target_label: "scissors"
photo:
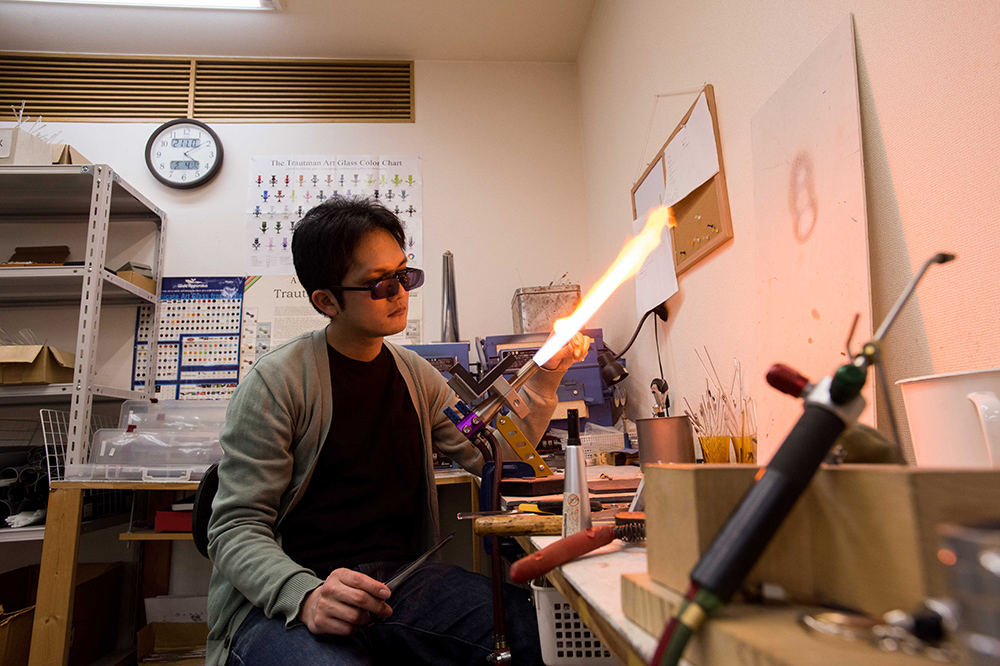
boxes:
[385,531,455,591]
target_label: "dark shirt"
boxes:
[280,343,423,579]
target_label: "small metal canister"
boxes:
[511,284,580,334]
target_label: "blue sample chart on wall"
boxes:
[131,277,244,399]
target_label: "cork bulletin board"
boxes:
[631,84,733,276]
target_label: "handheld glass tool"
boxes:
[653,252,955,666]
[385,531,455,591]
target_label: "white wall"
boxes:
[26,60,590,350]
[577,1,1000,460]
[1,57,589,589]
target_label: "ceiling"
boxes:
[0,0,596,62]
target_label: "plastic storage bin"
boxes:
[531,580,618,665]
[64,428,223,481]
[118,399,229,431]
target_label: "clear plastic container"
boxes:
[118,399,229,431]
[64,428,223,482]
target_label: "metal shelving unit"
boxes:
[0,511,131,544]
[0,266,158,306]
[0,164,166,466]
[0,383,145,405]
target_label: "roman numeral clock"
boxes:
[145,118,224,189]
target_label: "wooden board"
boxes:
[643,464,1000,616]
[499,474,641,497]
[120,531,194,541]
[752,15,874,459]
[621,572,944,666]
[643,464,814,602]
[28,487,84,666]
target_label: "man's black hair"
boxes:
[292,196,406,314]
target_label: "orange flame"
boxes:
[533,205,676,366]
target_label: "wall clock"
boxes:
[145,118,223,189]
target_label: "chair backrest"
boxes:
[192,462,220,559]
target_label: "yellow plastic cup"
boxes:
[732,435,758,464]
[699,436,731,464]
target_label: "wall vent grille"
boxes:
[0,52,414,123]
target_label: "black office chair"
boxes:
[192,461,220,559]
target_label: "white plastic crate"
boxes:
[560,432,627,462]
[531,580,619,665]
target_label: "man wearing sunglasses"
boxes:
[207,196,590,666]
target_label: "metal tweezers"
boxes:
[385,530,455,591]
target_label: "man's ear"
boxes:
[311,289,341,318]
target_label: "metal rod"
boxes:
[482,429,510,661]
[873,253,954,343]
[874,352,905,459]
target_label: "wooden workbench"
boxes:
[518,535,949,666]
[30,470,481,666]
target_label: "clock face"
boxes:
[145,119,223,189]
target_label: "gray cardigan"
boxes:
[206,328,563,666]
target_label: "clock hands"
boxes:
[183,142,210,161]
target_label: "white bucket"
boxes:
[897,369,1000,468]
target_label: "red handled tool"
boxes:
[509,514,645,583]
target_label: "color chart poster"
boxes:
[245,154,423,272]
[131,277,244,400]
[245,155,424,342]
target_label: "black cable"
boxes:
[613,307,658,361]
[653,317,665,382]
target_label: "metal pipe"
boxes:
[874,253,954,343]
[473,360,541,426]
[441,251,460,343]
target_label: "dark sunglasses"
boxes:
[330,267,424,300]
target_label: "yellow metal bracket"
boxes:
[495,414,553,477]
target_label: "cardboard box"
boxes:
[137,622,207,666]
[0,563,39,666]
[0,607,34,666]
[116,270,157,295]
[154,510,192,532]
[116,261,153,278]
[50,143,91,165]
[644,464,1000,616]
[0,129,50,166]
[1,246,70,267]
[70,563,123,666]
[0,345,75,385]
[0,563,121,666]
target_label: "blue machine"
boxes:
[402,342,470,379]
[477,328,617,427]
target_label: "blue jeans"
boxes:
[227,562,543,666]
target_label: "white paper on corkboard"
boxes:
[753,15,874,461]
